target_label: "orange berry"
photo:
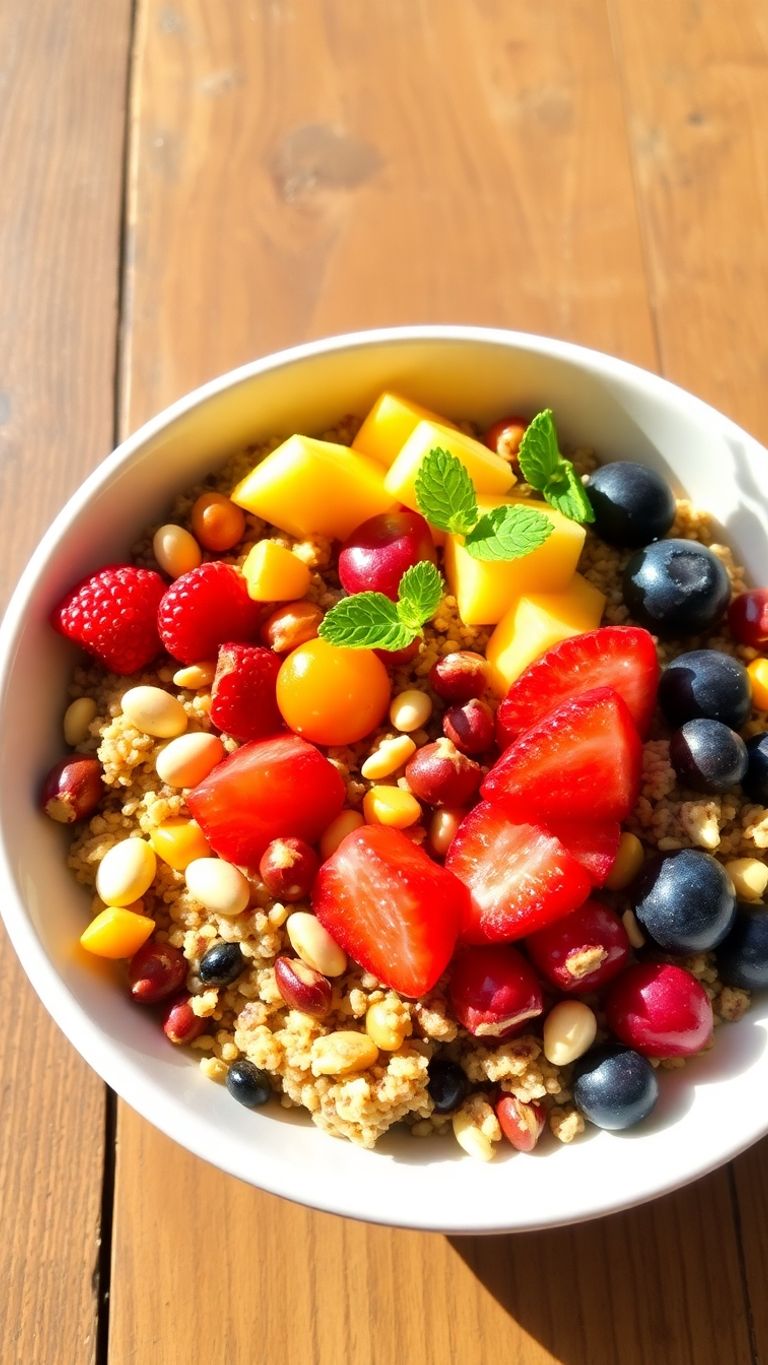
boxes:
[190,492,246,552]
[276,638,391,746]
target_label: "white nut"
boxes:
[361,734,417,780]
[428,807,463,857]
[185,857,251,916]
[622,908,646,950]
[153,523,202,579]
[543,1000,597,1066]
[310,1031,379,1076]
[156,731,225,787]
[172,661,216,690]
[286,911,347,977]
[389,689,433,733]
[96,838,157,907]
[122,685,188,739]
[63,697,97,746]
[451,1109,495,1161]
[725,857,768,902]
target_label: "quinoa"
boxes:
[63,421,762,1155]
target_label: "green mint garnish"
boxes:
[518,409,595,524]
[414,446,478,535]
[318,561,445,650]
[415,445,553,561]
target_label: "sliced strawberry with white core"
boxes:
[546,819,621,886]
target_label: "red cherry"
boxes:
[525,899,630,995]
[338,510,436,601]
[374,637,422,668]
[484,415,527,461]
[605,962,713,1057]
[448,944,543,1039]
[728,590,768,648]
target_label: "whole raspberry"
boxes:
[158,561,263,664]
[51,564,165,675]
[210,642,283,741]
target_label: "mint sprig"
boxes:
[415,447,553,562]
[518,409,595,524]
[318,562,445,650]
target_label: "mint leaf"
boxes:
[464,505,554,562]
[543,462,595,524]
[318,593,412,650]
[518,409,561,491]
[414,447,478,535]
[397,561,444,631]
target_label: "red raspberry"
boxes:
[210,642,283,741]
[51,563,165,675]
[157,562,262,664]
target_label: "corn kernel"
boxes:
[363,785,422,829]
[365,999,411,1051]
[360,734,417,780]
[748,658,768,712]
[320,809,365,859]
[604,832,645,891]
[725,857,768,902]
[149,819,210,871]
[80,906,155,959]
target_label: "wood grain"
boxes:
[0,0,133,1359]
[108,3,756,1364]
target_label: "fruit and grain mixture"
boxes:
[43,393,768,1159]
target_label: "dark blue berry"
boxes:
[717,904,768,990]
[669,718,748,793]
[631,848,736,953]
[659,649,751,729]
[427,1058,469,1114]
[226,1059,272,1108]
[572,1046,658,1131]
[199,941,246,986]
[742,733,768,803]
[623,539,731,638]
[585,462,676,548]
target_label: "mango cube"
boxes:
[486,575,606,695]
[80,906,155,959]
[384,421,514,516]
[242,540,311,602]
[230,436,396,541]
[445,496,586,626]
[352,392,457,467]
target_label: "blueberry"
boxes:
[717,904,768,990]
[631,848,736,953]
[199,941,246,986]
[427,1058,469,1114]
[742,733,768,803]
[623,539,731,638]
[572,1045,658,1131]
[659,649,751,729]
[669,718,748,793]
[226,1059,272,1109]
[585,462,676,548]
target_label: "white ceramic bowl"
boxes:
[2,326,767,1234]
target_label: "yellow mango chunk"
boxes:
[149,818,211,871]
[230,436,397,541]
[80,906,155,960]
[486,575,606,695]
[384,421,515,516]
[445,496,586,626]
[242,540,312,602]
[352,392,457,467]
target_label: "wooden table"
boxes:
[3,2,768,1361]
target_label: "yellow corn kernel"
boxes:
[748,658,768,712]
[363,785,421,829]
[149,818,211,871]
[365,999,412,1051]
[604,832,645,891]
[319,809,366,859]
[242,540,312,602]
[80,906,155,959]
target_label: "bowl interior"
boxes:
[2,327,767,1232]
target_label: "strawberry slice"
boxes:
[312,826,465,997]
[546,820,621,887]
[496,626,659,747]
[445,802,592,944]
[482,687,643,825]
[187,733,345,870]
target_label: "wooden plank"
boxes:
[110,2,754,1363]
[608,0,768,1356]
[0,0,133,1360]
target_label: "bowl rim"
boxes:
[2,322,767,1233]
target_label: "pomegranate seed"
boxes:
[128,939,187,1004]
[728,589,768,648]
